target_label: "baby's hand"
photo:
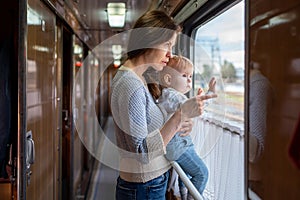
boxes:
[197,88,203,96]
[208,77,216,93]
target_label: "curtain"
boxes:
[169,117,245,200]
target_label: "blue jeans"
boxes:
[116,171,169,200]
[176,146,208,195]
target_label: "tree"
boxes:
[202,64,213,78]
[221,60,236,82]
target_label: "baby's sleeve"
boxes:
[158,88,186,113]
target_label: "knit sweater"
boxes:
[249,71,272,162]
[249,70,273,181]
[110,67,171,182]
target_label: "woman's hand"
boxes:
[179,118,193,136]
[180,92,217,119]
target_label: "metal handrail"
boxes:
[170,161,204,200]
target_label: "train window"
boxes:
[192,1,245,132]
[188,1,246,199]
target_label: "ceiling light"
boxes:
[107,3,126,28]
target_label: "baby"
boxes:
[145,55,216,200]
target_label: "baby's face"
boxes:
[170,66,193,94]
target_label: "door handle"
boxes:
[26,130,35,170]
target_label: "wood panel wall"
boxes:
[26,0,60,199]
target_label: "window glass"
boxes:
[193,1,245,132]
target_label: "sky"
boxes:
[194,1,245,71]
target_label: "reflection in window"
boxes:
[193,1,244,131]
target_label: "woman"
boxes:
[110,10,214,200]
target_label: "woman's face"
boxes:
[145,33,177,71]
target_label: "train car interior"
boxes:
[0,0,300,199]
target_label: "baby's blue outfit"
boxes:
[157,88,194,160]
[157,88,208,195]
